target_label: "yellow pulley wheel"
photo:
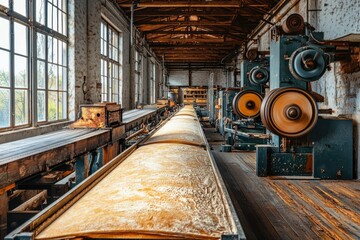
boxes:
[232,90,263,118]
[261,87,318,138]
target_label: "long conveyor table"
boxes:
[0,108,163,190]
[122,109,157,131]
[0,129,110,190]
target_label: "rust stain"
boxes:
[340,47,360,73]
[305,155,313,173]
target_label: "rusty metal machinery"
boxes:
[6,106,245,240]
[260,87,318,138]
[221,52,269,151]
[256,14,353,179]
[233,90,263,119]
[281,13,305,35]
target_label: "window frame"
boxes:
[149,60,156,104]
[100,19,123,104]
[34,0,69,125]
[0,0,69,132]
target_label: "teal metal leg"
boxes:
[256,145,272,176]
[89,149,104,175]
[75,155,86,185]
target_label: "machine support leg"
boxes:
[75,155,87,185]
[256,145,272,177]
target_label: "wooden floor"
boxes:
[204,127,360,240]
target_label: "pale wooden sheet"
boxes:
[175,106,197,117]
[145,118,205,146]
[36,143,234,239]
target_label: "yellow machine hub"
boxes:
[233,90,263,118]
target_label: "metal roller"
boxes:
[289,46,328,82]
[261,87,318,138]
[282,13,305,34]
[249,66,270,85]
[232,90,263,118]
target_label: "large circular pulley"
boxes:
[249,66,270,85]
[232,90,263,118]
[260,87,318,138]
[282,13,305,34]
[289,46,328,82]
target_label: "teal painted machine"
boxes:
[224,54,269,150]
[218,88,240,136]
[256,14,353,179]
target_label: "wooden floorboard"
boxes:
[203,127,360,240]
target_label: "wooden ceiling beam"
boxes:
[149,43,239,47]
[137,21,232,26]
[144,30,231,34]
[164,55,224,58]
[119,1,242,8]
[149,38,241,43]
[149,38,223,43]
[131,10,237,16]
[153,49,230,53]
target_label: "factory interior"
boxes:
[0,0,359,239]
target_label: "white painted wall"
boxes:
[168,69,227,87]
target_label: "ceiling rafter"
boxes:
[119,1,243,8]
[116,0,280,67]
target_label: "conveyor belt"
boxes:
[6,106,244,239]
[122,109,158,131]
[1,109,157,166]
[0,129,105,165]
[122,109,157,124]
[0,129,111,189]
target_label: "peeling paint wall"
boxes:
[248,0,360,178]
[317,0,360,39]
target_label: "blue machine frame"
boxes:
[222,56,269,151]
[256,31,353,179]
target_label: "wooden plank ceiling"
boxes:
[116,0,280,69]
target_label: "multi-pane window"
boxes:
[100,20,123,104]
[149,61,156,104]
[0,8,30,128]
[0,0,68,131]
[36,0,68,123]
[134,50,142,106]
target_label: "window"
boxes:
[36,0,68,122]
[0,0,68,130]
[134,50,142,106]
[100,20,123,104]
[149,61,156,104]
